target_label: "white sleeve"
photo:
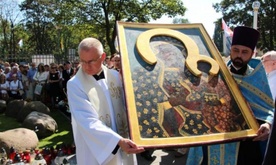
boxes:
[67,78,122,164]
[19,81,23,89]
[42,72,48,81]
[33,72,38,81]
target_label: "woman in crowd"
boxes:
[33,63,48,101]
[6,66,20,82]
[47,63,61,108]
[9,74,23,100]
[58,64,66,100]
[112,53,123,80]
[4,67,11,79]
[0,74,9,101]
[58,64,64,86]
[107,54,115,69]
[113,53,122,71]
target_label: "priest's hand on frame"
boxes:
[118,138,145,154]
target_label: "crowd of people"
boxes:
[0,53,122,107]
[0,61,67,106]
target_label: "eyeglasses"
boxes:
[80,55,102,66]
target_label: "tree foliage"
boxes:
[173,17,189,24]
[213,0,276,51]
[20,0,54,54]
[0,0,186,59]
[0,0,22,56]
[77,0,186,54]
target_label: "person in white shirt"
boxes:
[33,63,48,85]
[262,50,276,101]
[6,66,19,82]
[33,63,48,101]
[67,37,144,165]
[4,67,11,80]
[9,74,23,100]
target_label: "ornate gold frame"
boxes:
[116,22,259,148]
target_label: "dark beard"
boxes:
[231,57,246,68]
[230,64,247,75]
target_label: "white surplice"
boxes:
[268,70,276,101]
[67,65,136,165]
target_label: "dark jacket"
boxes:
[62,68,74,90]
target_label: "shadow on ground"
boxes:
[137,149,188,165]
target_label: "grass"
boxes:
[0,110,74,150]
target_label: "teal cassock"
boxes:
[186,58,275,165]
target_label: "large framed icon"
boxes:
[116,22,259,148]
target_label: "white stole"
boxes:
[76,65,135,165]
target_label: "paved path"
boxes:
[66,149,188,165]
[137,149,188,165]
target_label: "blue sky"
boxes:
[150,0,222,37]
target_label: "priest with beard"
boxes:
[186,26,274,165]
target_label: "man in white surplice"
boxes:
[67,37,144,165]
[262,50,276,101]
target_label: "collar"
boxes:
[95,69,103,76]
[93,70,105,81]
[230,63,248,75]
